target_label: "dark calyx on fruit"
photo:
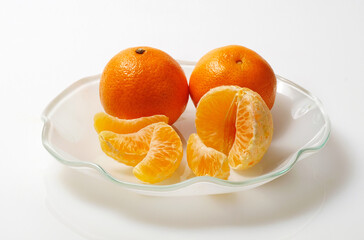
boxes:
[135,48,146,54]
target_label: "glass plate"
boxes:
[41,61,330,196]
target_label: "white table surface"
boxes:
[1,0,363,239]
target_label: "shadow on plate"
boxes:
[46,128,351,230]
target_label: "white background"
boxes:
[1,0,364,239]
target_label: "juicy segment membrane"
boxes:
[98,122,183,184]
[228,88,273,169]
[195,86,273,171]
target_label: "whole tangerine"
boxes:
[100,46,189,124]
[189,45,276,109]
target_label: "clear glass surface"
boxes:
[41,61,330,196]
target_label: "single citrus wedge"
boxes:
[133,123,183,184]
[99,122,183,183]
[195,85,241,155]
[99,124,154,167]
[195,86,273,170]
[229,88,273,169]
[94,112,168,134]
[187,133,229,180]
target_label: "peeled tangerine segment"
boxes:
[187,133,230,180]
[195,86,273,170]
[195,86,241,154]
[99,124,154,167]
[228,88,273,170]
[98,122,183,184]
[94,112,169,134]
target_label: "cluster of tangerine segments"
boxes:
[94,113,182,184]
[94,45,275,183]
[94,86,273,183]
[186,86,273,179]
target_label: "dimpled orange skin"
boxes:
[100,47,189,124]
[189,45,276,109]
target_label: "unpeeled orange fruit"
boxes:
[100,46,189,124]
[187,133,230,180]
[195,86,273,170]
[98,122,183,183]
[94,112,168,134]
[189,45,276,109]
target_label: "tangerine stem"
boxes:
[135,48,146,54]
